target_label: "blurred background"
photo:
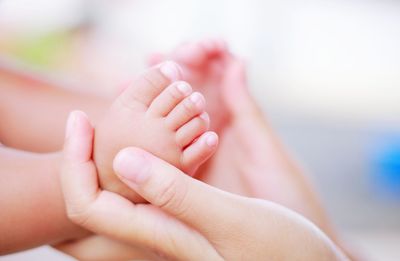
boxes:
[0,0,399,260]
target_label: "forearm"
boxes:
[0,147,88,255]
[0,68,110,152]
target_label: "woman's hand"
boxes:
[61,111,220,260]
[54,235,163,261]
[60,111,347,260]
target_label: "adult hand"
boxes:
[151,41,333,234]
[60,111,347,261]
[162,48,358,259]
[60,111,219,260]
[54,235,162,261]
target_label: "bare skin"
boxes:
[93,61,218,202]
[155,43,356,258]
[0,60,218,203]
[148,39,230,133]
[0,64,109,152]
[156,42,336,235]
[0,40,356,258]
[0,61,218,253]
[58,111,348,260]
[57,46,357,260]
[0,148,88,254]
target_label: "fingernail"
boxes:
[65,112,76,139]
[114,149,151,184]
[176,82,192,95]
[160,61,181,81]
[205,133,218,147]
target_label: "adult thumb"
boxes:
[113,147,237,236]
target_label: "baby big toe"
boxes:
[147,81,192,117]
[117,61,182,108]
[175,112,210,148]
[165,92,205,130]
[181,131,218,174]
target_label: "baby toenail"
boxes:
[160,61,181,81]
[177,82,192,95]
[205,133,218,147]
[200,112,209,121]
[189,92,202,104]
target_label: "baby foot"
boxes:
[94,61,218,202]
[148,39,230,132]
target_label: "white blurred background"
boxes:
[0,0,399,260]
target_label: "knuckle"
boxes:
[65,200,92,227]
[162,228,182,258]
[156,177,190,218]
[150,221,179,260]
[156,178,179,208]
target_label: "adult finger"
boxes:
[113,147,244,238]
[61,110,99,221]
[60,114,220,260]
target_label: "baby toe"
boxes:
[147,81,192,117]
[175,112,210,148]
[165,92,205,130]
[181,131,218,174]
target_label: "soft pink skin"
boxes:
[0,149,89,255]
[149,40,358,259]
[93,62,218,203]
[58,111,348,261]
[0,39,358,259]
[148,39,230,133]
